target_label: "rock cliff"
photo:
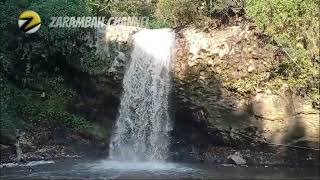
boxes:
[95,25,319,165]
[172,25,319,149]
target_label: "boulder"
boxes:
[227,152,246,165]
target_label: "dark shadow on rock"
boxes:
[168,31,320,166]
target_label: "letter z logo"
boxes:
[18,10,41,34]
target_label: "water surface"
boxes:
[1,159,319,179]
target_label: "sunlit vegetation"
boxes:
[246,0,319,102]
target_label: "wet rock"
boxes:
[227,152,246,165]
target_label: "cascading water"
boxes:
[109,29,175,161]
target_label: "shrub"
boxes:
[108,0,155,17]
[0,0,93,84]
[155,0,200,27]
[204,0,245,17]
[0,77,24,144]
[2,76,92,130]
[246,0,320,101]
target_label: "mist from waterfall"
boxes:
[109,29,175,161]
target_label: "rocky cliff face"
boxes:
[92,25,319,164]
[172,25,319,150]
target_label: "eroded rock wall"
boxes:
[94,24,319,151]
[172,25,319,150]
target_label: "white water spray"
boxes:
[109,29,175,161]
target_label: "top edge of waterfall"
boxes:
[132,29,175,60]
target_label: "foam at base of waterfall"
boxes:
[80,160,193,172]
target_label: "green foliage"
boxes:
[90,0,160,28]
[90,0,156,17]
[224,74,266,94]
[203,0,244,17]
[0,1,113,136]
[80,51,110,75]
[0,0,93,81]
[80,41,122,75]
[148,18,172,29]
[2,76,92,130]
[0,0,94,130]
[155,0,200,27]
[246,0,320,100]
[0,77,24,143]
[29,0,92,38]
[246,0,319,58]
[108,0,155,17]
[154,0,245,28]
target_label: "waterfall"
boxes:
[109,29,175,161]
